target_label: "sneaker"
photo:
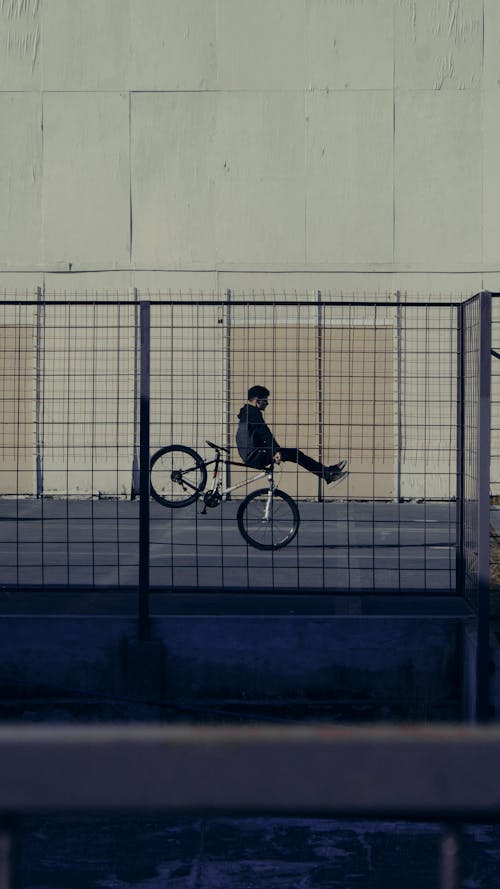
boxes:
[323,460,347,485]
[332,459,347,474]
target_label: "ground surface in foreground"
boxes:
[0,499,457,593]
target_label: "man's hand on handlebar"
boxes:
[273,452,282,465]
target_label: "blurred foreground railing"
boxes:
[2,723,500,888]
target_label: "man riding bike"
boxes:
[236,385,346,485]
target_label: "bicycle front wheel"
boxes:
[150,445,207,507]
[237,488,300,550]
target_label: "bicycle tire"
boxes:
[237,488,300,551]
[150,445,207,508]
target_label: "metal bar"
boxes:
[138,302,151,641]
[0,299,466,308]
[456,303,465,597]
[396,296,402,503]
[34,286,44,499]
[225,289,232,497]
[317,290,323,503]
[439,824,462,889]
[130,288,140,500]
[476,291,492,722]
[2,724,500,816]
[0,584,463,599]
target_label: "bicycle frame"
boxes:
[204,450,275,511]
[150,443,300,549]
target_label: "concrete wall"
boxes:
[0,614,462,721]
[0,0,498,298]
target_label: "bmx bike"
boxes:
[149,440,300,551]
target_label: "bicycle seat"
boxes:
[206,439,230,454]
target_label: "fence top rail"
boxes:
[0,299,466,309]
[2,723,500,819]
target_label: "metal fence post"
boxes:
[225,289,232,497]
[476,291,492,721]
[317,290,323,503]
[35,285,44,499]
[130,288,140,500]
[138,301,151,641]
[456,302,465,596]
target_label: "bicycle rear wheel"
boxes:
[150,445,207,507]
[237,488,300,550]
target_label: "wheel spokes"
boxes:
[243,494,296,546]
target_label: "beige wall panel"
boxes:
[44,273,133,296]
[217,179,306,267]
[306,0,393,90]
[393,274,482,301]
[134,272,218,297]
[0,94,42,269]
[395,0,482,90]
[306,92,393,265]
[217,0,305,91]
[43,93,130,269]
[44,272,218,297]
[219,273,396,299]
[217,92,305,182]
[130,0,216,90]
[0,276,41,298]
[131,93,216,268]
[395,91,481,268]
[216,91,306,266]
[485,276,500,294]
[42,0,128,91]
[0,0,40,90]
[483,92,500,268]
[484,0,500,89]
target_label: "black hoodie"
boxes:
[236,404,281,463]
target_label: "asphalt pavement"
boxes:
[0,497,457,596]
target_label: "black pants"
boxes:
[246,447,324,475]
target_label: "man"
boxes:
[236,385,346,484]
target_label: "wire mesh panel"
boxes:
[0,300,138,588]
[148,298,459,593]
[0,303,35,497]
[0,294,482,596]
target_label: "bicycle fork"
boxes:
[263,472,275,521]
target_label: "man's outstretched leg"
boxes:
[278,448,346,484]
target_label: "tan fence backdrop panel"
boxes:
[230,324,320,499]
[322,325,395,499]
[0,324,34,495]
[230,322,395,500]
